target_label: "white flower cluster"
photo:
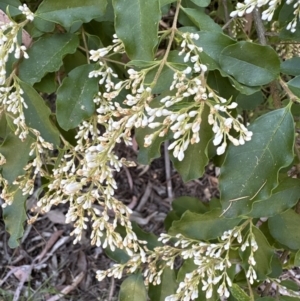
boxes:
[36,36,151,250]
[0,83,29,140]
[143,32,252,160]
[230,0,299,32]
[0,4,34,84]
[96,223,260,301]
[18,4,35,21]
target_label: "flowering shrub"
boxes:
[1,0,300,300]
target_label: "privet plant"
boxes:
[1,0,300,300]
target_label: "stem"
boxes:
[247,277,255,301]
[279,77,300,103]
[81,28,90,64]
[151,0,181,88]
[222,0,233,36]
[253,8,267,46]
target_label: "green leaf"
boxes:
[3,188,27,248]
[112,0,160,60]
[132,222,162,250]
[19,33,79,85]
[34,73,57,94]
[56,64,99,131]
[119,274,147,301]
[171,105,213,182]
[136,126,168,164]
[269,209,300,250]
[172,196,208,216]
[240,226,274,280]
[168,209,241,240]
[281,57,300,76]
[229,283,251,301]
[294,249,300,266]
[105,247,130,264]
[32,17,55,33]
[126,60,160,68]
[220,104,295,218]
[207,70,239,100]
[219,42,280,86]
[160,0,174,6]
[250,178,300,218]
[0,133,33,183]
[181,7,222,32]
[194,31,235,69]
[164,210,180,231]
[190,0,210,6]
[148,268,177,301]
[287,75,300,98]
[36,0,107,28]
[0,0,21,16]
[236,91,264,110]
[19,81,60,146]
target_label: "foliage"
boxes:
[1,0,300,300]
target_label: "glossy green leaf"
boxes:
[105,247,130,264]
[190,0,210,6]
[164,210,180,231]
[268,254,282,279]
[250,178,300,218]
[119,274,147,301]
[207,70,239,100]
[132,222,162,250]
[172,196,208,216]
[19,33,79,85]
[20,81,60,146]
[32,17,55,33]
[219,42,280,86]
[36,0,107,28]
[194,31,235,69]
[34,73,57,94]
[181,7,222,32]
[230,284,251,301]
[56,64,98,131]
[287,76,300,98]
[3,188,27,248]
[127,60,160,68]
[113,0,160,60]
[171,105,213,182]
[0,133,33,183]
[269,209,300,250]
[295,249,300,267]
[240,226,274,280]
[281,57,300,76]
[168,209,241,240]
[236,91,264,110]
[0,0,21,16]
[136,126,168,164]
[160,0,174,6]
[220,104,294,218]
[148,268,177,301]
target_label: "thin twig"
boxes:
[164,141,173,200]
[81,28,90,64]
[253,8,267,45]
[222,17,235,30]
[279,78,300,103]
[152,0,181,87]
[222,0,233,36]
[136,182,152,212]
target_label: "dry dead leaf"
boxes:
[46,210,66,224]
